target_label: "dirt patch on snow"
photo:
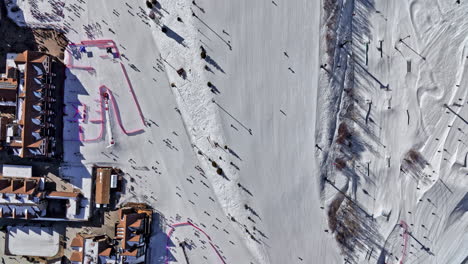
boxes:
[0,2,67,72]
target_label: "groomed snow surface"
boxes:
[5,0,468,263]
[317,0,468,263]
[6,226,60,257]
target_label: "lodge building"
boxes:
[0,51,64,158]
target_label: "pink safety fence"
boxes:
[65,39,120,71]
[65,39,146,143]
[399,220,409,264]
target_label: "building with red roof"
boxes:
[0,51,64,158]
[70,234,115,264]
[0,172,83,221]
[115,203,153,263]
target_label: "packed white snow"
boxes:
[6,226,60,257]
[4,0,468,263]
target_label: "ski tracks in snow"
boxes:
[151,0,268,262]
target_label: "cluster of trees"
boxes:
[146,0,158,8]
[328,193,345,232]
[323,0,339,65]
[211,160,224,175]
[336,122,352,146]
[200,46,207,59]
[405,149,425,166]
[10,5,20,12]
[328,196,362,256]
[334,200,361,253]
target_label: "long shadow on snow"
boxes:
[205,55,226,74]
[320,0,379,196]
[326,179,383,262]
[318,0,373,194]
[147,212,176,263]
[320,0,391,262]
[162,25,185,46]
[62,70,91,183]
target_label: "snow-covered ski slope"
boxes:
[152,0,340,263]
[317,0,468,263]
[6,0,468,263]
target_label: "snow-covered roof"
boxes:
[6,226,60,257]
[2,164,32,178]
[33,91,42,99]
[32,64,43,76]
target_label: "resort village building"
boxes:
[0,51,64,158]
[0,164,84,220]
[116,203,153,264]
[70,234,115,264]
